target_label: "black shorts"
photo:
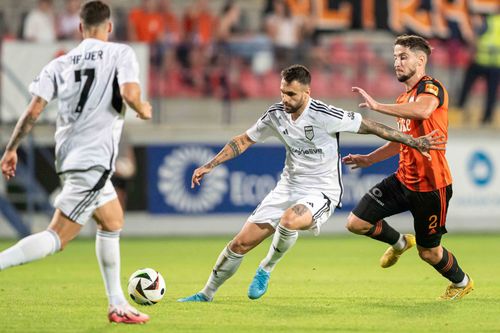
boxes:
[352,174,452,248]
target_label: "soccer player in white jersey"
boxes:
[178,64,446,302]
[0,1,151,324]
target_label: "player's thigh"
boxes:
[54,168,110,225]
[293,193,334,235]
[48,209,83,248]
[352,174,409,224]
[230,222,275,254]
[407,185,452,248]
[93,180,122,231]
[247,183,292,228]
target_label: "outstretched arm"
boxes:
[358,118,446,160]
[343,141,400,169]
[1,96,47,180]
[352,87,438,120]
[191,133,255,188]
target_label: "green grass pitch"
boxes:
[0,233,498,332]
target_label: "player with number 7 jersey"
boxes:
[30,35,140,173]
[0,1,151,324]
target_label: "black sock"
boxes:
[432,247,466,284]
[364,220,400,245]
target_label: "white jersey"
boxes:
[246,98,362,205]
[29,38,140,173]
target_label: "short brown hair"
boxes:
[395,35,432,56]
[80,1,110,27]
[281,64,311,86]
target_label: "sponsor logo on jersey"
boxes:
[304,125,314,140]
[290,147,323,156]
[425,83,439,96]
[347,111,355,120]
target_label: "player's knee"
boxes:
[229,238,252,254]
[280,211,296,230]
[99,219,124,232]
[418,248,440,264]
[345,213,369,234]
[280,206,307,230]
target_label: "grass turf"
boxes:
[0,233,498,332]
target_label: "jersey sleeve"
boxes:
[246,108,277,143]
[416,78,444,107]
[116,45,140,85]
[324,105,362,134]
[29,61,57,103]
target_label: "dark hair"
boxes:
[281,64,311,86]
[80,1,110,27]
[395,35,432,56]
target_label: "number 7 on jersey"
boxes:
[74,68,95,113]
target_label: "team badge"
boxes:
[304,126,314,140]
[424,83,439,97]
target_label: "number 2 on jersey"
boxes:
[74,69,95,113]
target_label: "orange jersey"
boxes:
[395,75,452,192]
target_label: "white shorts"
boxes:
[247,183,338,236]
[54,168,117,225]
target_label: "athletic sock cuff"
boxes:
[225,245,244,259]
[96,229,121,239]
[277,224,298,237]
[46,229,62,252]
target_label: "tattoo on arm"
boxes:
[6,114,38,151]
[202,135,251,169]
[228,139,241,157]
[5,97,45,151]
[359,119,427,150]
[292,204,309,217]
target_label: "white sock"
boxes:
[0,230,61,270]
[260,224,298,272]
[201,245,244,299]
[453,274,469,287]
[96,230,126,306]
[392,234,406,251]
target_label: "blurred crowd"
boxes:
[2,0,498,124]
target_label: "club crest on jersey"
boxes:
[304,126,314,140]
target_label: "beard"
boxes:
[284,105,299,113]
[396,68,416,82]
[284,100,304,113]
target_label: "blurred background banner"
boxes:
[447,135,500,219]
[146,143,400,215]
[147,144,285,214]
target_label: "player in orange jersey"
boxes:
[343,35,473,300]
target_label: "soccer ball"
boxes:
[127,268,166,305]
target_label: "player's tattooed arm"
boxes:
[5,96,46,151]
[358,118,446,160]
[192,133,255,188]
[204,133,255,169]
[2,96,46,180]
